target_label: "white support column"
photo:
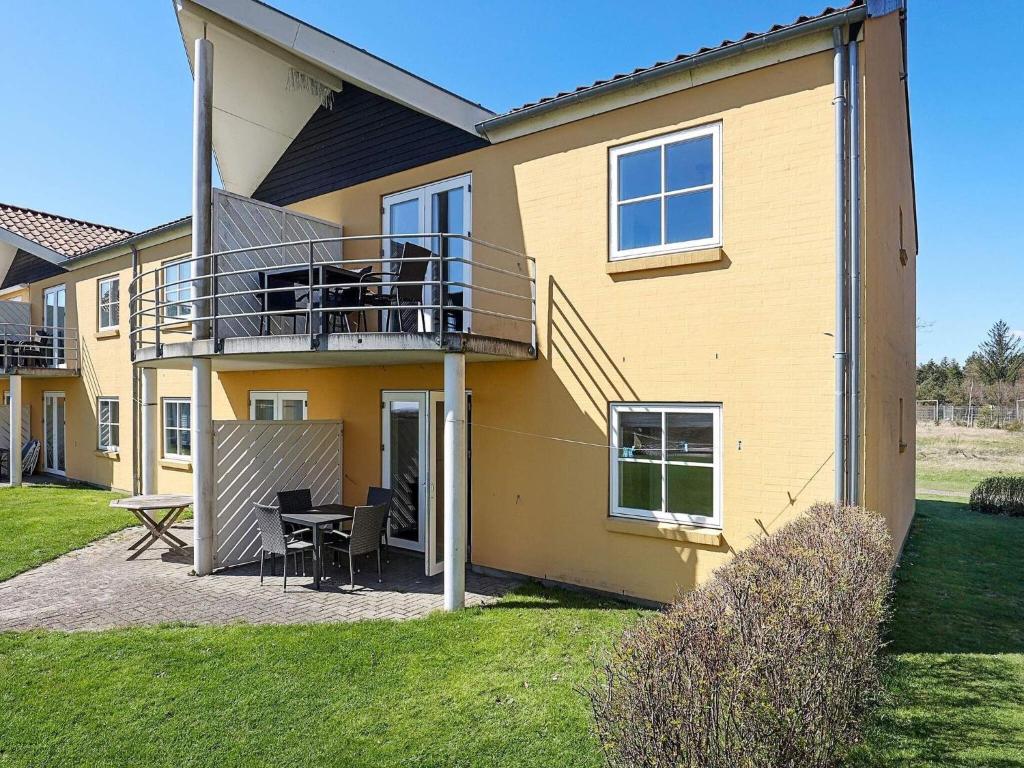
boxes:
[192,357,214,575]
[8,375,22,486]
[191,36,215,576]
[443,353,467,611]
[140,367,157,495]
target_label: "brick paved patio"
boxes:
[0,523,518,631]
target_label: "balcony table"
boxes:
[110,494,193,561]
[280,504,354,590]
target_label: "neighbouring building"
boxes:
[0,0,916,604]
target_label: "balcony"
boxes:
[129,233,537,370]
[1,323,81,377]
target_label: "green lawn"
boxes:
[0,484,130,581]
[0,586,638,767]
[916,422,1024,496]
[848,498,1024,767]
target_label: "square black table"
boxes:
[281,504,354,589]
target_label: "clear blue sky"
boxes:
[2,1,1020,363]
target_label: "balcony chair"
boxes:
[253,503,315,592]
[360,242,433,332]
[261,272,309,336]
[323,502,390,588]
[321,264,375,333]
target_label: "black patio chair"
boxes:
[276,488,314,539]
[360,242,434,332]
[324,502,390,588]
[366,486,394,560]
[322,265,374,333]
[253,503,314,592]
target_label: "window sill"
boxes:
[161,321,193,333]
[160,458,192,471]
[95,450,119,460]
[95,328,120,340]
[606,246,724,275]
[606,516,724,546]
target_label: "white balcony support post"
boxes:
[9,375,22,486]
[140,367,157,495]
[191,36,215,576]
[192,357,214,575]
[443,352,467,611]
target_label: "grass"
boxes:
[0,484,130,581]
[916,422,1024,496]
[847,498,1024,767]
[0,585,639,767]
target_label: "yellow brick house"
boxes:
[0,0,915,605]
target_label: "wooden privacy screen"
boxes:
[212,419,343,569]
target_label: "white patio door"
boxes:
[382,174,472,333]
[43,285,66,367]
[43,391,66,476]
[382,390,471,576]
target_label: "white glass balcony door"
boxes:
[43,284,66,367]
[382,174,472,333]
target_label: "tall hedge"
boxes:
[970,475,1024,516]
[590,503,892,768]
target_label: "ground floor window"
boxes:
[249,391,307,421]
[163,398,191,459]
[97,397,119,451]
[609,403,722,527]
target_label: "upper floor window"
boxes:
[249,391,308,421]
[609,403,722,528]
[162,259,193,321]
[97,397,120,451]
[98,275,120,331]
[609,123,721,260]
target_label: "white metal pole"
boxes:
[9,375,22,486]
[848,37,862,506]
[140,367,157,495]
[191,36,215,576]
[443,353,467,611]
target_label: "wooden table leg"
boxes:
[127,507,189,561]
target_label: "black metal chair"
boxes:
[322,265,374,333]
[366,486,394,560]
[324,502,390,588]
[361,242,433,332]
[276,489,314,539]
[253,503,314,592]
[261,272,310,335]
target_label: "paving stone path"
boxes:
[0,524,517,631]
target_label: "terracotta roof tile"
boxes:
[500,1,865,116]
[0,203,132,259]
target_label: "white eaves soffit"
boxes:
[175,0,494,197]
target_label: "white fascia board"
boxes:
[481,29,838,142]
[0,228,66,265]
[183,0,493,135]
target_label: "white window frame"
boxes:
[161,258,193,321]
[97,275,120,331]
[163,397,191,460]
[609,402,723,528]
[97,396,120,452]
[248,391,308,421]
[609,122,722,261]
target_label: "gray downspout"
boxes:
[848,37,862,506]
[130,245,141,496]
[833,27,848,504]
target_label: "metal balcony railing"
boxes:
[128,233,536,359]
[0,323,80,372]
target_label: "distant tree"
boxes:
[916,357,965,402]
[974,320,1024,385]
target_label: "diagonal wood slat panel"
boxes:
[0,406,30,448]
[211,190,341,340]
[212,419,343,569]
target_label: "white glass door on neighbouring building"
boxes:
[43,391,66,475]
[43,285,66,367]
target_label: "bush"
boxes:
[590,503,892,768]
[970,475,1024,516]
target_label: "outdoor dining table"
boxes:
[110,494,193,561]
[280,504,354,590]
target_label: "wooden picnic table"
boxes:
[111,494,193,561]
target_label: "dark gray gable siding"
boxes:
[1,250,66,289]
[252,82,489,207]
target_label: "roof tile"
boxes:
[0,203,131,258]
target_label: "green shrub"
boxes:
[970,475,1024,516]
[590,503,892,768]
